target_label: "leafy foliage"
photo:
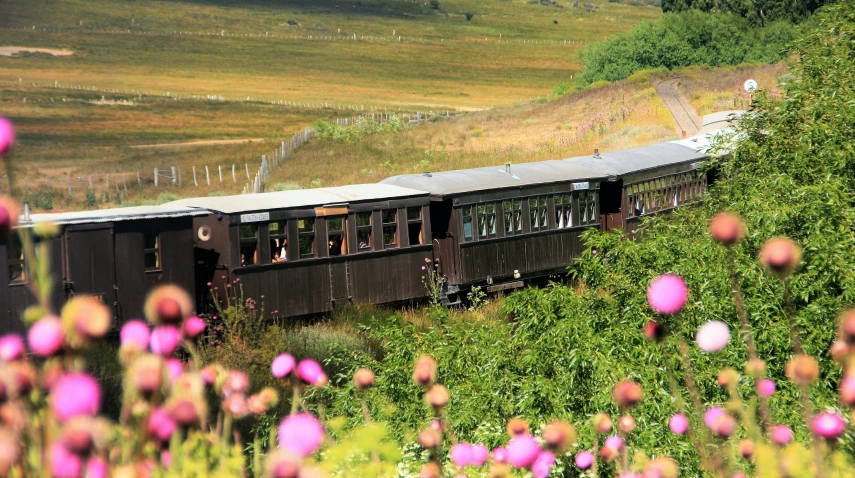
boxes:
[662,0,833,26]
[313,115,404,143]
[579,10,795,83]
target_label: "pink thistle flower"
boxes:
[471,444,488,466]
[771,425,793,445]
[50,441,83,478]
[51,373,101,423]
[604,435,624,451]
[28,316,64,357]
[148,407,177,442]
[449,443,475,467]
[150,325,181,356]
[757,379,776,398]
[272,354,296,378]
[669,413,689,435]
[531,450,555,478]
[296,359,326,385]
[425,257,431,263]
[696,321,730,352]
[161,450,172,469]
[206,282,212,286]
[221,275,226,279]
[120,320,150,351]
[647,274,688,315]
[165,358,183,382]
[575,450,594,470]
[704,407,726,429]
[224,395,250,418]
[223,370,250,397]
[421,266,426,270]
[492,447,508,463]
[0,117,15,156]
[0,197,19,235]
[812,412,846,439]
[506,434,540,468]
[0,334,25,361]
[85,457,107,478]
[840,376,855,405]
[182,316,206,338]
[278,412,324,457]
[592,249,597,255]
[235,278,241,283]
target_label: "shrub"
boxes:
[465,11,474,21]
[84,188,96,207]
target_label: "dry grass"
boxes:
[670,62,790,116]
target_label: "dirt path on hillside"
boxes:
[0,46,74,56]
[655,78,702,136]
[130,138,266,150]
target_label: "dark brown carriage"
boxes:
[165,184,433,318]
[382,161,608,303]
[1,206,205,334]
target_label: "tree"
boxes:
[661,0,834,26]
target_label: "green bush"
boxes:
[579,10,795,83]
[314,115,403,143]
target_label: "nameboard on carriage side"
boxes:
[572,182,590,191]
[240,212,270,223]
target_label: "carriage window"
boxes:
[462,206,473,242]
[407,207,423,245]
[239,224,258,266]
[503,199,522,235]
[477,203,497,240]
[327,216,347,256]
[554,194,573,228]
[298,218,315,259]
[579,192,598,225]
[7,234,25,283]
[382,209,398,248]
[356,212,372,251]
[144,232,160,270]
[269,221,288,262]
[529,196,548,232]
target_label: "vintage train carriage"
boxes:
[572,136,715,232]
[1,205,206,334]
[165,184,433,317]
[381,160,608,301]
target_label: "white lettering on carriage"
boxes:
[240,212,270,223]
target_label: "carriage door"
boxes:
[63,224,117,306]
[430,200,461,284]
[598,179,625,231]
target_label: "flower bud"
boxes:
[0,196,18,236]
[831,341,850,362]
[420,462,441,478]
[759,237,801,276]
[418,428,441,448]
[613,380,643,409]
[617,415,636,434]
[182,316,206,339]
[644,456,678,478]
[28,316,64,357]
[130,354,164,395]
[643,321,666,342]
[166,398,202,427]
[709,212,745,246]
[0,426,20,476]
[543,420,576,452]
[840,375,855,406]
[717,368,739,388]
[506,417,529,436]
[120,320,151,351]
[738,439,755,459]
[413,356,437,387]
[771,424,793,445]
[0,335,24,362]
[575,450,594,470]
[425,384,449,409]
[222,370,250,398]
[148,407,177,442]
[61,417,95,454]
[647,274,688,315]
[840,309,855,345]
[593,413,612,434]
[0,118,14,156]
[489,463,510,478]
[786,354,819,385]
[62,296,111,347]
[757,379,776,398]
[354,368,375,390]
[746,358,767,377]
[144,285,193,325]
[264,449,300,478]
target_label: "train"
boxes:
[0,120,733,334]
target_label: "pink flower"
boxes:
[0,117,15,156]
[51,373,101,423]
[840,376,855,405]
[206,282,212,286]
[592,249,597,255]
[149,407,177,442]
[506,434,540,468]
[449,443,474,467]
[50,441,83,478]
[812,412,846,439]
[278,412,324,457]
[704,407,726,429]
[575,450,594,470]
[28,316,64,357]
[421,266,426,270]
[182,316,206,338]
[150,325,181,356]
[0,334,24,361]
[85,457,108,478]
[696,321,730,352]
[604,435,623,451]
[492,447,508,463]
[669,413,689,435]
[771,425,793,445]
[223,370,250,397]
[647,274,688,315]
[235,278,241,283]
[531,450,555,478]
[757,379,776,398]
[296,359,326,385]
[272,354,296,378]
[471,444,489,466]
[165,358,183,382]
[120,320,150,351]
[161,450,172,468]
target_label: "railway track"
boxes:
[655,77,702,136]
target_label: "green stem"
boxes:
[222,413,234,448]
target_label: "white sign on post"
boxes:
[572,182,590,190]
[744,79,758,93]
[240,212,270,223]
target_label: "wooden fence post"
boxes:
[193,166,198,186]
[67,173,72,197]
[205,166,210,186]
[219,165,223,183]
[232,165,236,183]
[171,166,177,186]
[245,163,250,180]
[154,169,158,188]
